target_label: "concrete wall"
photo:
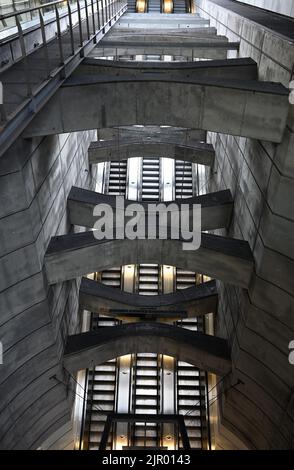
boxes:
[236,0,294,18]
[0,129,96,449]
[196,0,294,450]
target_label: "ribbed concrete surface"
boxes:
[0,130,96,449]
[196,0,294,450]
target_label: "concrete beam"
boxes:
[77,57,258,81]
[96,126,207,143]
[88,139,215,165]
[44,233,254,287]
[67,187,233,230]
[115,23,211,29]
[92,43,239,60]
[119,13,207,20]
[63,322,231,376]
[24,75,289,142]
[79,277,218,319]
[110,27,218,36]
[116,13,211,28]
[100,36,236,47]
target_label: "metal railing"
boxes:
[0,0,127,157]
[0,0,123,28]
[0,1,56,29]
[0,0,125,90]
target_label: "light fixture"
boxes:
[136,0,146,13]
[162,0,173,14]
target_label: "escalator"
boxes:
[175,269,208,449]
[129,0,188,14]
[83,318,120,450]
[131,353,161,447]
[82,160,127,450]
[137,264,161,295]
[141,157,161,201]
[105,160,127,196]
[82,153,211,449]
[175,163,209,449]
[148,0,162,13]
[128,0,137,12]
[173,0,187,13]
[130,162,162,442]
[175,160,194,199]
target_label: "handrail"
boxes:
[0,0,120,27]
[0,0,127,158]
[0,0,72,21]
[0,0,125,76]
